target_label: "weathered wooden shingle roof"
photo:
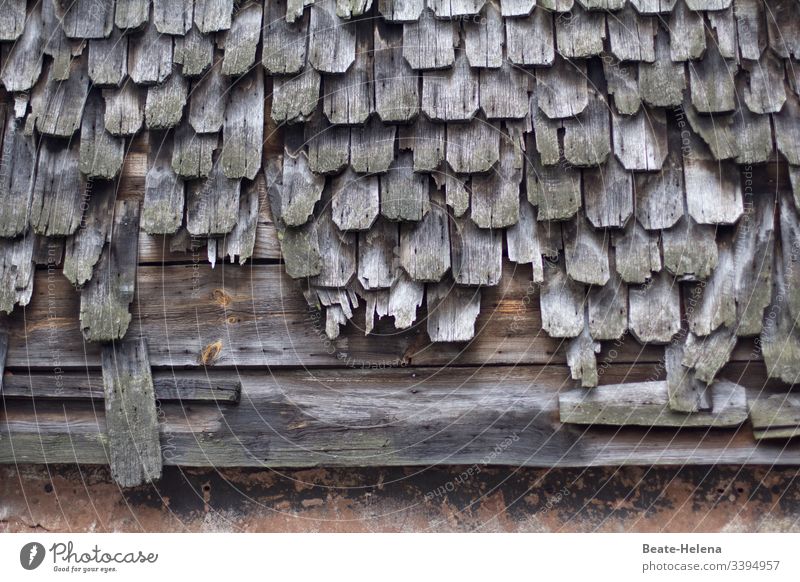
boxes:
[1,0,800,476]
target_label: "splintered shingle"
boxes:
[684,156,743,225]
[194,0,234,33]
[527,151,582,221]
[422,52,479,121]
[567,324,600,388]
[774,91,800,165]
[780,192,800,326]
[145,70,189,130]
[358,218,398,289]
[271,70,321,124]
[0,0,25,41]
[500,0,535,15]
[689,42,737,114]
[310,203,357,287]
[31,140,86,236]
[708,6,737,59]
[103,84,145,136]
[563,214,610,286]
[263,0,308,74]
[426,281,481,342]
[221,68,264,180]
[639,28,686,107]
[662,214,719,279]
[583,157,633,229]
[0,234,34,314]
[634,137,684,229]
[588,270,628,340]
[330,168,380,231]
[189,62,227,133]
[613,219,661,284]
[116,0,150,29]
[666,342,711,413]
[402,9,455,70]
[399,189,450,282]
[608,5,656,62]
[765,0,800,59]
[735,0,767,61]
[350,117,396,173]
[446,121,501,174]
[761,236,800,384]
[0,6,44,92]
[536,57,587,119]
[282,135,325,227]
[506,8,554,66]
[154,0,193,34]
[428,0,486,17]
[379,0,425,20]
[89,28,128,87]
[222,2,262,76]
[0,116,36,238]
[308,2,356,73]
[611,107,667,171]
[684,104,737,161]
[555,5,606,59]
[743,53,786,114]
[669,0,705,61]
[628,271,681,344]
[506,196,544,282]
[479,61,529,119]
[57,0,114,39]
[174,26,214,77]
[324,24,373,125]
[470,135,522,228]
[186,162,241,235]
[35,59,90,138]
[142,137,185,235]
[464,2,503,68]
[63,181,114,286]
[305,111,351,174]
[41,0,74,81]
[444,174,469,217]
[604,59,641,115]
[562,90,611,167]
[173,127,217,179]
[686,242,735,336]
[129,20,173,84]
[450,215,503,286]
[374,20,419,123]
[381,151,430,221]
[540,259,585,338]
[80,93,125,179]
[337,0,374,18]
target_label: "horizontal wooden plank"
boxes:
[1,364,798,468]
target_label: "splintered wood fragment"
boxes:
[281,139,325,227]
[735,0,766,60]
[540,0,574,8]
[450,215,503,286]
[142,137,185,235]
[154,0,193,34]
[0,5,44,92]
[308,2,356,73]
[588,270,627,340]
[129,20,173,85]
[506,197,544,282]
[174,25,214,77]
[80,201,140,342]
[505,8,554,66]
[563,214,610,286]
[387,270,424,328]
[80,93,125,180]
[0,115,36,238]
[41,0,74,81]
[115,0,150,29]
[63,181,115,287]
[666,342,710,413]
[188,62,227,134]
[262,0,308,74]
[662,215,719,280]
[555,5,606,59]
[444,174,470,218]
[31,140,86,237]
[479,61,528,120]
[690,42,736,114]
[584,157,633,228]
[305,111,350,174]
[0,234,35,314]
[612,219,661,284]
[684,105,737,161]
[145,69,189,130]
[743,53,786,114]
[350,118,396,173]
[682,328,737,384]
[218,178,260,265]
[761,236,800,384]
[381,151,430,221]
[749,394,800,440]
[536,57,588,119]
[608,5,656,62]
[567,323,600,388]
[324,23,373,125]
[271,70,321,124]
[222,68,264,180]
[732,89,774,165]
[172,123,217,178]
[774,91,800,166]
[446,122,500,174]
[686,242,735,336]
[628,271,680,344]
[331,168,379,231]
[221,2,262,76]
[399,189,450,282]
[639,29,686,107]
[604,59,641,115]
[422,52,479,122]
[765,0,800,59]
[540,259,585,338]
[464,2,503,68]
[709,7,736,58]
[358,218,398,289]
[194,0,234,33]
[470,135,522,228]
[684,156,743,225]
[529,88,561,166]
[629,0,678,13]
[577,0,625,7]
[89,28,128,87]
[612,107,667,171]
[337,0,374,18]
[35,59,90,138]
[402,9,454,70]
[426,280,481,342]
[399,117,445,172]
[310,204,357,287]
[669,0,705,61]
[562,90,611,167]
[427,0,485,17]
[527,152,582,221]
[780,191,800,326]
[103,84,145,136]
[684,0,732,8]
[101,338,162,488]
[56,0,114,39]
[559,379,747,428]
[0,0,24,40]
[379,0,424,20]
[374,20,419,123]
[500,0,535,15]
[186,163,241,236]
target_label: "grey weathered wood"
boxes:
[584,157,632,228]
[0,0,25,41]
[662,214,719,280]
[669,0,705,61]
[402,9,455,70]
[310,202,357,287]
[350,117,396,173]
[186,162,241,236]
[115,0,150,29]
[634,130,683,230]
[612,107,667,171]
[774,90,800,166]
[684,0,731,9]
[682,327,737,384]
[426,280,481,342]
[465,1,503,68]
[174,25,214,77]
[749,394,800,439]
[145,69,189,130]
[40,0,75,81]
[735,0,766,61]
[665,342,710,413]
[536,57,587,119]
[221,2,262,76]
[188,62,227,134]
[608,5,656,62]
[89,28,128,87]
[446,121,500,174]
[500,0,535,15]
[613,218,661,284]
[555,5,606,59]
[305,111,350,174]
[194,0,234,33]
[761,234,800,384]
[479,61,529,120]
[271,69,321,124]
[63,181,115,287]
[708,8,737,59]
[172,122,217,178]
[221,68,264,180]
[381,151,430,221]
[0,5,44,92]
[34,59,90,138]
[56,0,114,39]
[604,59,642,116]
[528,88,558,164]
[100,338,162,488]
[323,24,373,125]
[281,140,326,227]
[399,117,445,172]
[470,135,522,228]
[450,215,503,286]
[129,20,173,85]
[588,270,627,340]
[563,214,610,286]
[399,189,450,282]
[358,218,398,289]
[539,259,584,338]
[684,156,743,225]
[686,242,735,337]
[422,52,479,122]
[103,84,145,136]
[80,92,125,180]
[330,168,379,231]
[308,2,356,73]
[779,191,800,327]
[732,88,774,165]
[80,201,140,342]
[562,90,611,167]
[567,323,600,388]
[506,197,544,282]
[428,0,485,17]
[505,8,554,66]
[217,177,260,265]
[527,152,582,221]
[639,29,686,107]
[142,138,185,235]
[262,0,308,74]
[374,20,419,123]
[154,0,193,34]
[765,0,800,59]
[628,271,680,344]
[30,140,86,237]
[0,116,36,238]
[379,0,425,20]
[386,270,423,328]
[690,42,737,114]
[743,52,786,114]
[444,173,470,218]
[336,0,374,17]
[0,234,35,314]
[559,379,747,427]
[684,105,737,161]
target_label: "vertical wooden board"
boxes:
[358,218,399,290]
[634,125,684,230]
[774,91,800,166]
[262,0,309,75]
[308,1,356,73]
[450,215,503,286]
[429,0,486,17]
[379,0,425,20]
[145,69,189,130]
[539,259,585,338]
[505,8,554,67]
[500,0,535,15]
[80,201,140,342]
[665,342,710,413]
[734,0,767,61]
[30,139,86,237]
[566,324,600,388]
[189,61,228,134]
[399,190,450,282]
[186,162,241,235]
[374,19,419,123]
[506,196,544,282]
[281,144,326,227]
[683,104,737,162]
[218,178,261,265]
[0,0,25,41]
[764,0,800,60]
[80,92,125,180]
[35,58,90,138]
[222,67,264,180]
[0,115,36,238]
[115,0,151,29]
[309,203,357,287]
[584,157,633,229]
[761,236,800,384]
[0,4,44,92]
[685,241,736,337]
[742,53,786,114]
[779,191,800,327]
[426,280,481,342]
[101,338,162,488]
[563,214,610,286]
[63,181,115,287]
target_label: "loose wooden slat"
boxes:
[426,280,481,342]
[281,137,326,227]
[539,259,585,338]
[682,327,737,384]
[584,157,632,229]
[607,5,656,62]
[639,28,686,107]
[422,52,479,122]
[56,0,114,39]
[174,25,214,77]
[749,394,800,439]
[336,0,374,18]
[216,178,261,265]
[63,181,115,287]
[129,20,173,85]
[88,28,128,87]
[271,69,321,124]
[0,115,36,238]
[194,0,234,33]
[374,19,419,123]
[186,162,241,236]
[172,122,217,178]
[308,1,356,73]
[662,214,719,280]
[450,215,503,286]
[358,218,398,289]
[588,270,627,341]
[0,5,44,92]
[262,0,308,74]
[444,174,470,217]
[470,135,522,228]
[310,202,357,287]
[0,234,35,314]
[221,2,262,76]
[566,323,600,388]
[464,1,503,68]
[446,121,500,174]
[323,23,373,125]
[665,342,710,413]
[506,197,544,282]
[612,218,661,284]
[555,5,605,59]
[350,117,396,173]
[30,139,86,237]
[381,151,430,221]
[563,214,610,286]
[612,107,667,171]
[142,137,185,235]
[399,189,450,282]
[330,168,379,231]
[154,0,193,34]
[221,67,264,180]
[685,241,734,338]
[628,270,680,344]
[732,88,774,165]
[103,84,145,136]
[505,8,554,67]
[101,338,162,488]
[536,57,587,119]
[80,92,125,180]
